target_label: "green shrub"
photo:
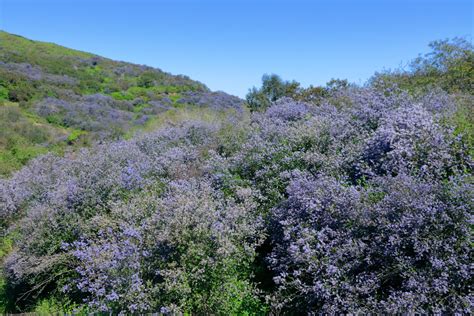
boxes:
[67,129,86,144]
[137,71,157,88]
[0,86,8,100]
[110,91,133,100]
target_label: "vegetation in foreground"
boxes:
[0,35,473,314]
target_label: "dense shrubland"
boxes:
[0,34,473,313]
[1,84,472,313]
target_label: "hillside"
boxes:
[0,34,473,314]
[0,31,243,176]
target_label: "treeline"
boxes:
[247,38,473,110]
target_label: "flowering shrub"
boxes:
[268,172,472,314]
[225,90,471,313]
[177,91,244,111]
[31,178,264,314]
[63,227,152,313]
[1,87,472,314]
[265,97,310,121]
[35,96,140,137]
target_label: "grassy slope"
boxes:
[0,31,216,177]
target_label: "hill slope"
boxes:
[0,31,242,176]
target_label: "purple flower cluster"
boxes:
[1,86,472,313]
[64,228,151,313]
[268,172,472,313]
[0,62,78,85]
[265,97,310,121]
[58,179,262,313]
[219,88,472,313]
[35,95,144,137]
[1,120,263,313]
[177,91,244,111]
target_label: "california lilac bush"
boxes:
[222,89,472,313]
[268,172,472,313]
[63,227,152,313]
[361,103,458,178]
[177,91,244,111]
[265,97,310,121]
[35,95,142,137]
[1,85,472,314]
[32,90,244,140]
[0,62,78,85]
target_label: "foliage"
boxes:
[177,91,244,111]
[1,84,472,313]
[371,38,474,94]
[0,102,69,177]
[269,172,472,314]
[0,32,473,314]
[246,74,356,111]
[246,74,301,111]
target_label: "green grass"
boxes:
[0,101,77,176]
[0,30,93,60]
[67,129,87,144]
[110,91,134,101]
[453,103,474,157]
[34,297,87,315]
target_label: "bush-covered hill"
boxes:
[0,35,473,314]
[0,31,243,176]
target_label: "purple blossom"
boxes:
[1,86,471,314]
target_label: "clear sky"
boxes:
[0,0,472,97]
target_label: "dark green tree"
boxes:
[246,74,300,111]
[371,38,473,93]
[137,71,157,88]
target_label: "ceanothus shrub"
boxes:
[177,91,244,111]
[265,97,310,121]
[268,171,472,314]
[62,179,265,314]
[34,94,147,138]
[361,103,463,179]
[63,227,152,313]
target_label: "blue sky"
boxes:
[0,0,472,97]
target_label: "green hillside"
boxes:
[0,31,242,176]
